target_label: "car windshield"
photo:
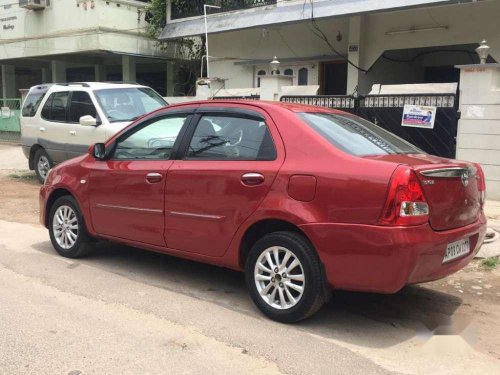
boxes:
[297,112,422,156]
[93,87,167,123]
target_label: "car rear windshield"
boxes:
[297,112,422,156]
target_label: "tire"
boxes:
[34,148,52,184]
[48,196,95,258]
[245,231,327,323]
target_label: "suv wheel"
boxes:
[245,231,327,323]
[34,148,52,183]
[48,196,95,258]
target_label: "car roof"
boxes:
[165,99,348,115]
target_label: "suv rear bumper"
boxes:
[299,214,487,293]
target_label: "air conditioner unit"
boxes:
[19,0,48,10]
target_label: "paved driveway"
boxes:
[1,218,500,375]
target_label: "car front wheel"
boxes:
[48,196,94,258]
[245,231,328,323]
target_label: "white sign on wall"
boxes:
[402,105,437,129]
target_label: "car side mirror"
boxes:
[92,143,106,160]
[80,115,98,126]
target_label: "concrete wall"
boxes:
[456,64,500,200]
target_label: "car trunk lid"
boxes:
[366,154,481,231]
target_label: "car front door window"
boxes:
[113,115,189,160]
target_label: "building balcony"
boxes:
[171,0,277,20]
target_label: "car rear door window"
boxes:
[112,115,189,160]
[41,92,69,122]
[186,115,276,161]
[69,91,97,123]
[298,112,422,156]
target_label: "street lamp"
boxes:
[476,40,491,65]
[203,3,221,78]
[270,56,280,75]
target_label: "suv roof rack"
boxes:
[55,82,91,88]
[103,81,140,85]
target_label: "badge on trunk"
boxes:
[461,171,469,187]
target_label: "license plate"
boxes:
[443,238,470,263]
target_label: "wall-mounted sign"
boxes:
[0,16,17,23]
[402,105,437,129]
[0,16,17,31]
[348,44,359,53]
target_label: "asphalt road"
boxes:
[1,219,499,375]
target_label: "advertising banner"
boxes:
[402,105,437,129]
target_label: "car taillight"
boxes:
[378,166,429,226]
[474,163,486,209]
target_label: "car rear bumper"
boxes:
[299,213,487,293]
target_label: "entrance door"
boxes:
[164,110,284,257]
[320,61,348,95]
[88,113,191,246]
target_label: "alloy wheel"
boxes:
[52,205,79,250]
[254,246,305,310]
[37,155,50,180]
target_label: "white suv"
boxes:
[21,82,168,182]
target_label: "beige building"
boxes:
[0,0,175,97]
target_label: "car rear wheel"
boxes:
[34,148,52,184]
[245,231,328,323]
[48,196,95,258]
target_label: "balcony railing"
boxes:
[171,0,277,20]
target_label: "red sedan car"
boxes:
[40,101,487,322]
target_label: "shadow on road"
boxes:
[33,239,465,349]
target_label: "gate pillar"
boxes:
[456,63,500,200]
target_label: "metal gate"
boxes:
[280,94,459,158]
[0,99,22,143]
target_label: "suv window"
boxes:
[186,115,276,161]
[69,91,97,123]
[112,115,189,160]
[22,85,51,117]
[41,92,70,122]
[298,112,422,156]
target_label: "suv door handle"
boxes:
[69,130,76,136]
[39,127,46,132]
[146,172,163,184]
[241,172,265,186]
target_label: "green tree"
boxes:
[146,0,204,96]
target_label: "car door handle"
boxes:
[241,172,265,186]
[69,130,76,136]
[39,127,46,132]
[146,172,163,184]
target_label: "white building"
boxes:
[160,0,499,95]
[0,0,176,97]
